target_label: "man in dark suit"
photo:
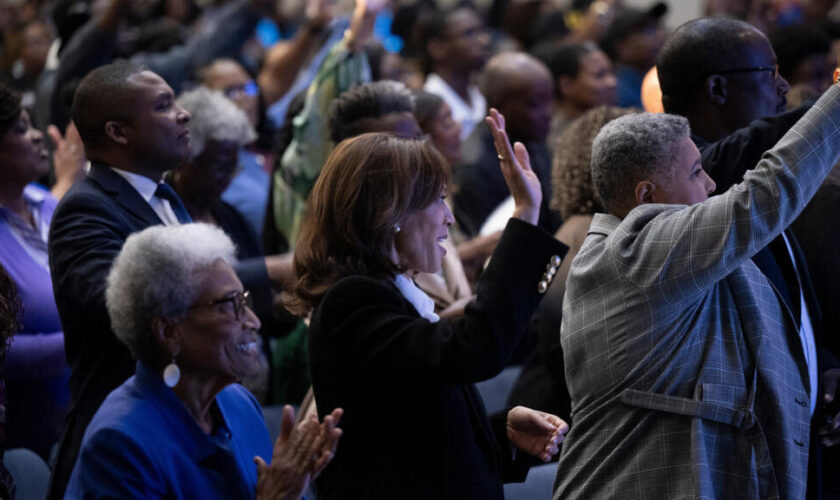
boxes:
[47,60,193,499]
[656,17,840,498]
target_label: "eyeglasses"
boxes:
[716,64,779,80]
[189,290,253,321]
[223,80,259,99]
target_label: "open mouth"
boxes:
[235,340,258,353]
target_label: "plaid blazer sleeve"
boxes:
[606,85,840,305]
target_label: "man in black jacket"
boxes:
[657,17,840,499]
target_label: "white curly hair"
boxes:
[176,86,257,160]
[105,223,237,363]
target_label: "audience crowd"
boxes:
[3,0,840,498]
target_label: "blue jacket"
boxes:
[65,362,272,499]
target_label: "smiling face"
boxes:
[649,134,716,206]
[175,259,261,385]
[0,110,48,187]
[394,190,455,275]
[122,71,191,170]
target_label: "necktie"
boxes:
[154,183,193,224]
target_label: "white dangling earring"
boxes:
[163,357,181,388]
[395,225,401,233]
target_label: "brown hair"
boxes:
[552,106,638,218]
[286,133,450,314]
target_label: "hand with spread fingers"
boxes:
[485,108,542,225]
[255,405,343,500]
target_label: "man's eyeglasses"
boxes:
[189,290,252,321]
[716,64,779,80]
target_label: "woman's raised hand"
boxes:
[255,405,343,500]
[485,108,542,226]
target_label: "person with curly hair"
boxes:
[509,105,636,417]
[0,264,21,499]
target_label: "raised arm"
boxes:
[614,85,840,301]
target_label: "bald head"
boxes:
[657,17,788,141]
[657,18,767,112]
[480,52,554,142]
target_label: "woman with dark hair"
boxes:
[288,111,570,499]
[535,41,616,139]
[0,83,76,459]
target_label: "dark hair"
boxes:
[0,84,22,139]
[72,60,147,151]
[411,90,444,131]
[328,81,414,143]
[769,23,830,82]
[287,134,450,313]
[412,3,480,74]
[0,264,21,369]
[657,17,761,113]
[533,41,601,98]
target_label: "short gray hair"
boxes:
[176,86,256,160]
[106,223,237,363]
[591,112,690,214]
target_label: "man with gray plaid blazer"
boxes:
[553,83,840,499]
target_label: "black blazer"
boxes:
[308,219,567,499]
[47,164,269,499]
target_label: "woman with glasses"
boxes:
[65,223,343,500]
[287,111,569,499]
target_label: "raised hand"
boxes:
[506,406,569,462]
[346,0,388,51]
[485,108,542,226]
[47,121,86,200]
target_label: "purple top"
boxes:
[0,184,70,459]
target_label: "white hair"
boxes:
[176,86,257,160]
[590,112,690,214]
[106,223,237,362]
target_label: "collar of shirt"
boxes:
[424,73,487,140]
[110,167,181,226]
[393,274,440,323]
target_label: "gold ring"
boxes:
[497,154,505,161]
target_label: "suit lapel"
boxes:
[88,163,164,227]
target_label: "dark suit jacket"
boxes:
[453,122,561,237]
[308,219,567,499]
[47,164,267,499]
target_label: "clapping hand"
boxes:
[506,406,569,462]
[255,405,343,500]
[485,109,542,226]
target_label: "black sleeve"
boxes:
[311,218,569,387]
[700,103,812,192]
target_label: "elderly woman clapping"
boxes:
[65,223,341,499]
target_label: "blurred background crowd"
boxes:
[3,0,840,497]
